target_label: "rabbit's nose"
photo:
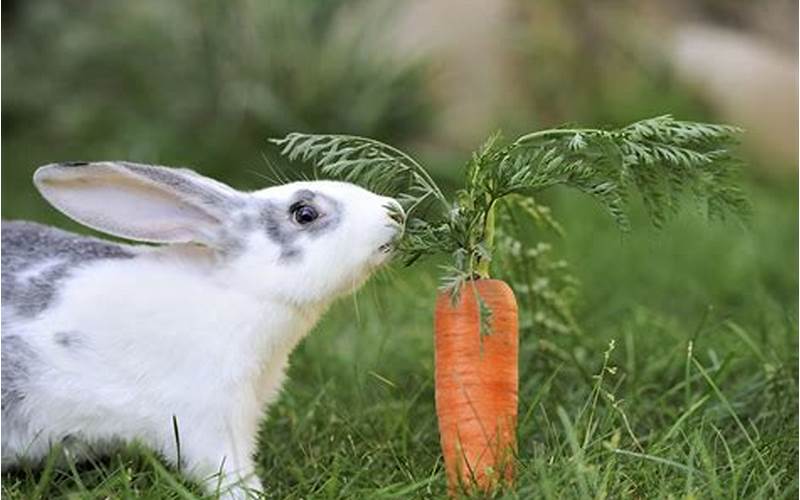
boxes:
[384,200,406,226]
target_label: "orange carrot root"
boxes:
[434,279,519,495]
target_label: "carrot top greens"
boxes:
[271,115,748,292]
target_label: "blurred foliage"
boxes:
[2,0,433,218]
[510,1,709,131]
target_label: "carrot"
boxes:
[435,279,518,495]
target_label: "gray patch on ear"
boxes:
[54,331,84,349]
[115,162,244,212]
[2,221,136,317]
[1,334,37,413]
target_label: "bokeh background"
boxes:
[3,0,797,207]
[2,1,797,498]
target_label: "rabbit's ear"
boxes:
[34,162,244,245]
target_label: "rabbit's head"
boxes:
[34,162,404,305]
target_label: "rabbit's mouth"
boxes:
[377,227,403,255]
[372,236,400,266]
[377,219,404,255]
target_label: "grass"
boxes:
[2,174,797,499]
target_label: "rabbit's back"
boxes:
[2,221,136,318]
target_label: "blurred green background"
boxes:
[2,0,797,213]
[2,1,797,498]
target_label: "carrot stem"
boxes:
[476,200,496,279]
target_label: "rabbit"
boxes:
[1,161,405,499]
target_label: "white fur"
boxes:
[2,163,403,499]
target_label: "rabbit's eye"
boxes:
[292,204,319,225]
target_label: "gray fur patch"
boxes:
[292,189,316,203]
[54,331,84,349]
[2,221,136,317]
[1,334,36,412]
[261,202,302,260]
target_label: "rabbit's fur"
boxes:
[1,162,404,498]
